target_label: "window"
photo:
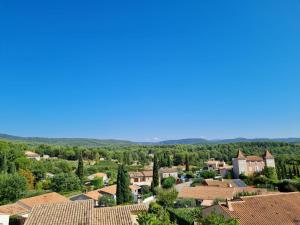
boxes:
[134,178,139,182]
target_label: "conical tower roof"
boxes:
[264,150,274,159]
[236,150,246,159]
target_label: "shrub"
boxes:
[174,199,197,208]
[168,208,201,225]
[185,171,195,179]
[98,195,116,207]
[140,185,151,195]
[191,178,204,187]
[199,170,216,179]
[156,188,178,208]
[277,180,299,192]
[91,177,104,189]
[0,174,27,204]
[50,173,81,193]
[162,177,176,189]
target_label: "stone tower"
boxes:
[263,150,275,168]
[232,150,247,178]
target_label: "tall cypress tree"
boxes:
[76,151,84,181]
[185,153,190,172]
[151,154,159,194]
[116,164,132,205]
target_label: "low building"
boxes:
[128,171,153,186]
[0,192,69,218]
[24,151,40,161]
[232,150,275,178]
[178,186,266,207]
[70,190,102,206]
[202,192,300,225]
[205,159,233,178]
[24,200,148,225]
[206,159,227,170]
[159,167,178,180]
[87,173,108,183]
[99,185,140,202]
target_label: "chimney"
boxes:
[226,198,234,211]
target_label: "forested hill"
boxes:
[1,133,300,147]
[0,134,134,147]
[155,138,300,145]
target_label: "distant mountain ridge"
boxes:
[0,133,300,147]
[154,137,300,145]
[0,133,134,147]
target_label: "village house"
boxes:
[0,192,69,221]
[87,172,109,183]
[205,159,233,177]
[24,151,40,161]
[128,171,153,186]
[202,192,300,225]
[232,150,275,178]
[24,200,148,225]
[98,184,141,202]
[70,190,102,206]
[178,186,266,207]
[159,167,178,180]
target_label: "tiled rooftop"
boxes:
[220,192,300,225]
[24,200,148,225]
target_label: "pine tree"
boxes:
[151,154,159,194]
[185,153,190,172]
[76,151,84,181]
[116,164,132,205]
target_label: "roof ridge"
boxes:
[240,192,298,199]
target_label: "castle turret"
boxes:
[263,150,275,168]
[232,150,247,178]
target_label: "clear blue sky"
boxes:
[1,0,300,141]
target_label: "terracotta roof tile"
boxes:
[24,200,94,225]
[94,204,148,225]
[17,192,69,209]
[264,150,274,159]
[99,185,139,196]
[84,190,102,201]
[236,150,246,159]
[178,186,265,201]
[24,200,148,225]
[246,156,263,161]
[0,203,28,216]
[219,192,300,225]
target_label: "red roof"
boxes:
[236,150,246,159]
